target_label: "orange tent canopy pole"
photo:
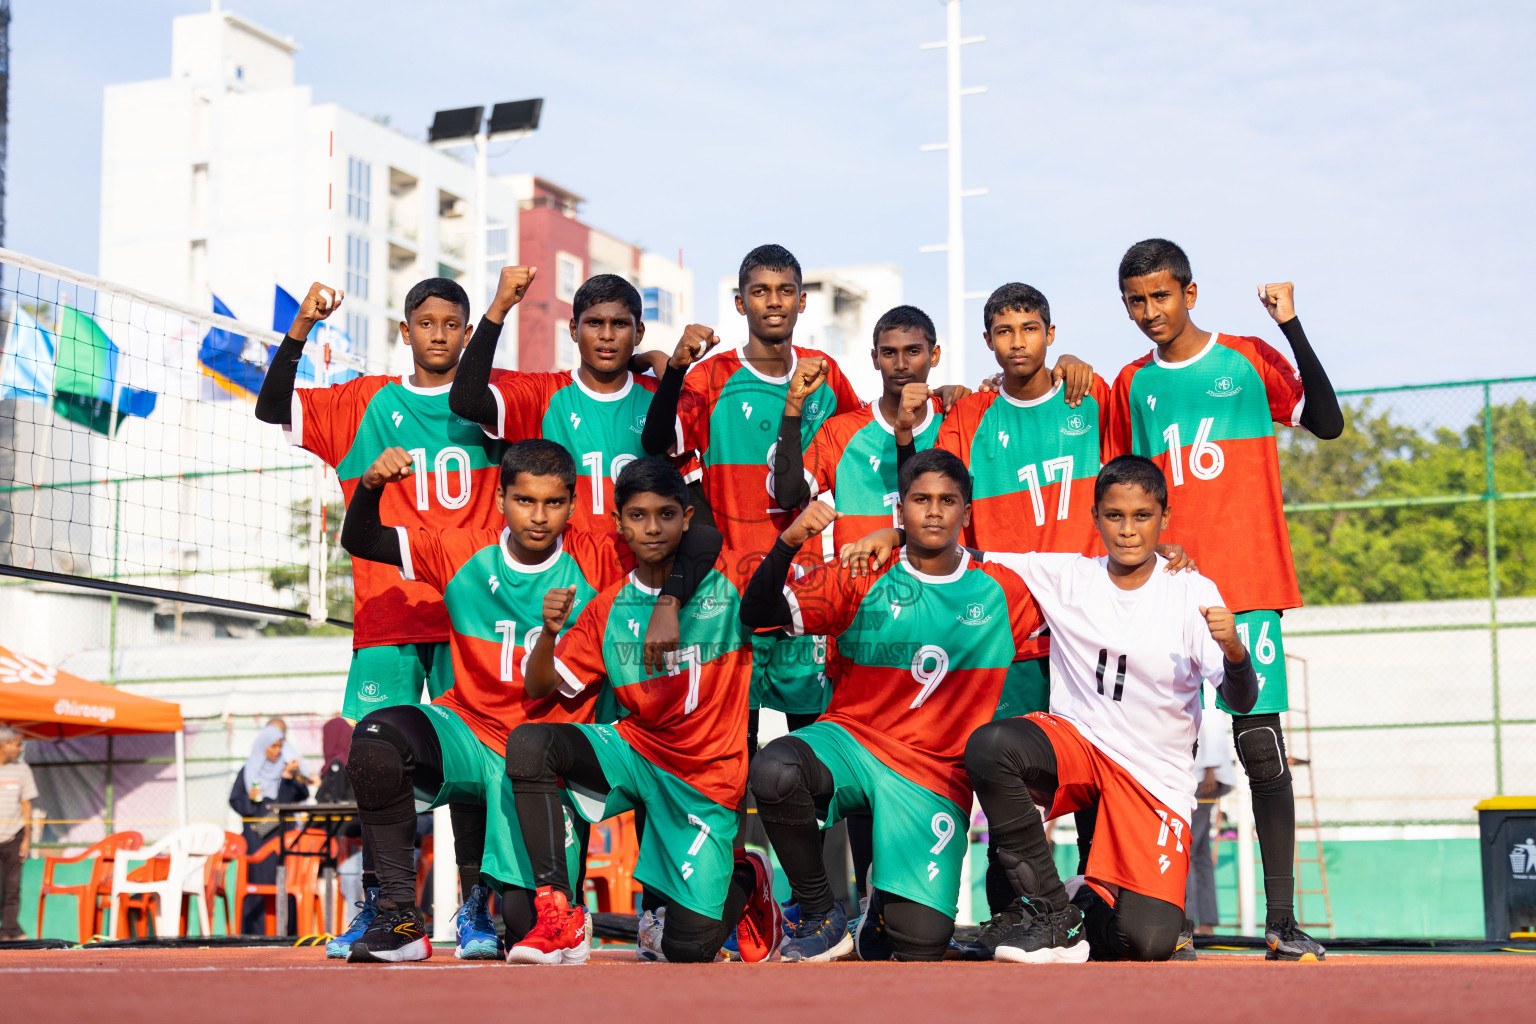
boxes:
[0,645,183,741]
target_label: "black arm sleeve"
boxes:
[773,414,810,510]
[1280,317,1343,440]
[895,440,917,472]
[739,537,798,630]
[642,364,686,456]
[447,315,504,426]
[1216,652,1260,716]
[254,334,307,424]
[660,524,724,605]
[339,480,402,566]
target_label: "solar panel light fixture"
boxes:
[428,105,485,145]
[429,98,543,147]
[488,98,543,138]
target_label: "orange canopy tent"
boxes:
[0,644,190,825]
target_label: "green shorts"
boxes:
[750,632,830,716]
[1214,610,1289,716]
[994,656,1050,720]
[563,723,739,919]
[418,704,580,892]
[793,721,966,919]
[342,641,455,721]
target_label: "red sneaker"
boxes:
[734,848,784,963]
[506,886,590,965]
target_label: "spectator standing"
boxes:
[0,725,38,940]
[1187,692,1236,934]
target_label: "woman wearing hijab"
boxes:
[228,725,311,934]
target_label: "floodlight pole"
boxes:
[474,129,488,347]
[920,0,986,388]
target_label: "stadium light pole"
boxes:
[920,0,987,388]
[430,99,543,367]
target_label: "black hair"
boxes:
[737,243,802,294]
[1093,454,1168,509]
[872,305,937,348]
[983,282,1051,331]
[614,457,688,511]
[500,439,577,494]
[1117,238,1193,290]
[403,277,471,321]
[897,447,972,504]
[572,273,642,323]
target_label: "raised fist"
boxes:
[782,500,840,548]
[543,585,578,633]
[670,324,720,370]
[490,266,538,318]
[361,446,415,490]
[1257,282,1295,324]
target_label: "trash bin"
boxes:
[1475,796,1536,941]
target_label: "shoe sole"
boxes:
[994,939,1090,964]
[782,931,854,963]
[347,936,432,963]
[506,943,590,965]
[959,943,995,962]
[455,940,501,960]
[325,943,350,959]
[1265,947,1324,962]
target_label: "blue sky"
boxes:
[9,1,1534,389]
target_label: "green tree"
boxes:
[264,498,353,636]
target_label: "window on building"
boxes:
[641,287,676,327]
[345,311,371,363]
[347,157,372,222]
[486,225,509,259]
[555,322,577,372]
[555,251,582,304]
[346,234,371,300]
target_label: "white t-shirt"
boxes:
[985,552,1231,823]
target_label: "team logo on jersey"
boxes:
[806,400,822,420]
[926,861,940,881]
[1146,395,1157,411]
[680,861,695,881]
[391,411,403,427]
[997,430,1010,449]
[741,400,754,420]
[627,619,641,637]
[1061,412,1092,437]
[869,454,881,472]
[1206,376,1243,398]
[957,603,993,626]
[690,595,729,621]
[487,575,500,595]
[359,681,385,703]
[890,599,903,620]
[570,412,582,430]
[1158,854,1171,874]
[631,414,647,435]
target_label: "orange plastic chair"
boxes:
[414,834,433,910]
[202,834,247,936]
[35,831,144,941]
[233,830,336,936]
[228,832,284,935]
[115,855,172,938]
[584,812,641,914]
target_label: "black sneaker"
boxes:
[853,892,890,961]
[1171,918,1197,961]
[961,900,1029,961]
[1264,916,1325,961]
[993,902,1089,964]
[348,898,432,963]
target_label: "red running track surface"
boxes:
[3,947,1533,1023]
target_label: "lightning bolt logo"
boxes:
[570,412,582,430]
[391,411,403,427]
[742,401,754,420]
[487,575,499,595]
[890,600,901,620]
[997,430,1009,448]
[868,454,880,472]
[1147,395,1157,411]
[628,619,641,637]
[1158,854,1170,874]
[926,861,939,881]
[680,862,694,880]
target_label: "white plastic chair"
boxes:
[109,823,227,938]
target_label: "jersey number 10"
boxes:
[408,447,472,511]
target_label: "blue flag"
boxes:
[198,294,267,397]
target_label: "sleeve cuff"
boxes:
[395,526,415,580]
[486,382,508,440]
[553,657,588,698]
[784,587,805,637]
[281,391,304,448]
[1287,394,1306,428]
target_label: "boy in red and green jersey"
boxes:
[642,246,861,726]
[338,440,721,963]
[508,458,782,966]
[742,449,1043,962]
[256,277,512,723]
[450,269,681,534]
[1104,237,1343,961]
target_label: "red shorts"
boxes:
[1028,712,1190,909]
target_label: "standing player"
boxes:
[254,277,516,956]
[641,245,863,742]
[1107,238,1342,960]
[506,459,781,965]
[742,449,1045,962]
[961,455,1260,962]
[449,268,682,534]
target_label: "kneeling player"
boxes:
[742,449,1043,962]
[961,455,1258,962]
[507,458,780,965]
[339,441,718,962]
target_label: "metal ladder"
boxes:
[1285,654,1335,937]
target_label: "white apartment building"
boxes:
[99,8,524,377]
[715,264,903,401]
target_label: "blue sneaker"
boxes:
[454,884,501,960]
[326,887,380,959]
[853,892,889,961]
[780,900,852,962]
[780,901,800,939]
[719,929,742,961]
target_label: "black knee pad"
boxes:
[504,722,560,782]
[1119,904,1183,962]
[346,716,412,810]
[993,845,1040,901]
[882,895,953,962]
[748,737,813,811]
[1233,715,1288,785]
[658,907,729,964]
[963,719,1015,777]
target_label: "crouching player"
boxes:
[339,441,719,962]
[506,458,781,965]
[741,449,1044,962]
[961,455,1259,962]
